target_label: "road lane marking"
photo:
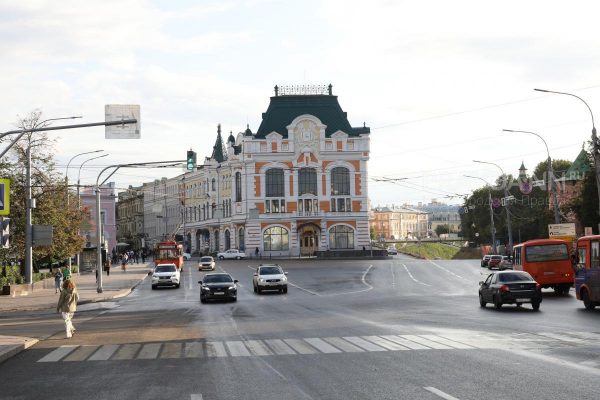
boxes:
[323,337,365,353]
[303,338,341,354]
[38,345,78,362]
[419,335,475,350]
[401,264,432,286]
[226,341,252,357]
[287,282,319,296]
[283,339,319,354]
[245,340,273,356]
[89,344,119,361]
[401,335,452,349]
[429,261,469,282]
[205,342,228,357]
[424,387,461,400]
[380,335,430,350]
[390,264,396,286]
[184,342,204,358]
[190,395,203,400]
[112,344,141,360]
[265,339,296,355]
[138,343,162,359]
[63,345,99,362]
[342,336,386,352]
[362,336,409,351]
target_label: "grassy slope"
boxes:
[397,243,480,260]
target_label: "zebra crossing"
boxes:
[36,330,600,363]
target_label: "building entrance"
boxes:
[298,224,320,256]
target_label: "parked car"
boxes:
[481,255,491,268]
[198,256,216,271]
[253,264,288,294]
[183,252,191,261]
[487,255,503,269]
[151,263,181,289]
[199,273,238,302]
[217,249,246,260]
[479,270,542,310]
[498,256,513,270]
[387,246,398,255]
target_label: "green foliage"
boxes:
[399,243,460,259]
[563,152,599,230]
[435,224,450,236]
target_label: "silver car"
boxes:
[253,264,288,294]
[198,256,216,271]
[151,263,181,289]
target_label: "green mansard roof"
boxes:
[255,90,370,138]
[565,149,591,180]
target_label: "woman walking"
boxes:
[54,269,63,294]
[56,280,79,339]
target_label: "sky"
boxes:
[1,0,600,207]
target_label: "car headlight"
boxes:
[202,287,210,291]
[259,278,265,282]
[282,276,287,281]
[228,286,236,290]
[152,275,159,280]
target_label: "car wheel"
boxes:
[152,285,157,290]
[253,284,257,293]
[200,298,206,304]
[531,301,541,311]
[479,293,486,308]
[231,297,237,302]
[283,286,288,294]
[176,284,180,289]
[219,256,224,260]
[236,256,241,260]
[257,287,262,294]
[582,289,595,310]
[493,295,502,309]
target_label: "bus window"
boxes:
[591,242,600,268]
[525,244,569,262]
[578,247,587,270]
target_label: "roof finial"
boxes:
[328,83,333,95]
[217,123,221,134]
[274,85,279,96]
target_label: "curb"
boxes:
[0,337,39,365]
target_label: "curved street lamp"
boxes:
[503,129,560,224]
[534,88,600,232]
[473,160,513,250]
[66,150,103,200]
[465,175,497,254]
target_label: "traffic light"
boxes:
[186,150,196,171]
[1,217,9,249]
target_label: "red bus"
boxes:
[154,240,184,271]
[511,239,574,294]
[574,235,600,309]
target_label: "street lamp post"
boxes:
[465,175,497,254]
[473,160,514,251]
[534,88,600,232]
[503,129,560,224]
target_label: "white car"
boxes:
[253,264,288,294]
[387,246,398,255]
[183,252,191,261]
[198,256,216,271]
[217,249,247,260]
[151,263,180,289]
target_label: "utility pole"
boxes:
[24,146,33,284]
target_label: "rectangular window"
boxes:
[592,241,600,268]
[265,200,270,213]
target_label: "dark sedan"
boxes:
[479,271,542,311]
[481,255,491,268]
[199,273,238,303]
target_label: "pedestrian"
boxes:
[56,279,79,339]
[62,264,71,281]
[121,253,128,271]
[255,247,259,258]
[105,260,110,276]
[54,269,63,294]
[141,251,146,264]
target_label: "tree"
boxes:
[435,224,450,236]
[0,110,88,269]
[563,151,599,230]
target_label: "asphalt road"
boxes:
[1,255,599,400]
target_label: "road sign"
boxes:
[32,225,53,246]
[532,180,545,187]
[0,178,9,216]
[105,105,141,139]
[548,223,576,237]
[585,227,593,236]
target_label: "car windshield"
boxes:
[491,255,502,260]
[204,274,233,283]
[200,257,213,262]
[155,265,176,273]
[260,266,282,275]
[498,272,533,282]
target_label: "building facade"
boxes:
[414,200,461,235]
[168,85,371,256]
[79,182,117,253]
[115,186,144,250]
[370,206,429,240]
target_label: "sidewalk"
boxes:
[0,262,152,364]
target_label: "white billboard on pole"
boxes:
[105,105,141,139]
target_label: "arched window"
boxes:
[329,225,354,249]
[238,227,245,251]
[265,168,284,197]
[299,168,317,195]
[235,172,242,202]
[211,203,216,218]
[331,167,350,195]
[211,178,216,191]
[263,226,289,251]
[224,230,231,250]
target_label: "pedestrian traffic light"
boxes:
[1,217,10,249]
[186,150,196,171]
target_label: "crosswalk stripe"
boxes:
[245,340,273,356]
[303,338,341,354]
[362,336,409,351]
[184,342,204,358]
[419,335,475,350]
[283,339,319,354]
[38,345,78,362]
[536,332,585,344]
[64,345,99,362]
[401,335,452,349]
[380,335,430,350]
[323,337,364,353]
[161,343,182,358]
[226,341,251,357]
[112,344,141,360]
[206,342,228,357]
[435,334,501,349]
[89,345,119,361]
[138,343,162,359]
[343,336,386,352]
[265,339,296,355]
